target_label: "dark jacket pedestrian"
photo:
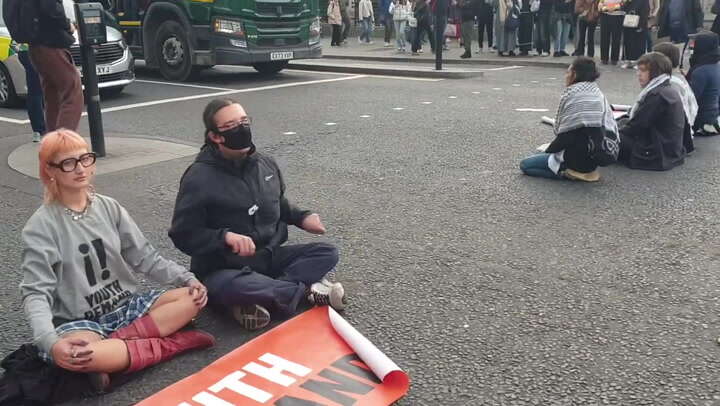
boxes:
[518,0,533,54]
[535,0,555,55]
[476,0,494,50]
[599,0,626,64]
[170,100,346,329]
[620,53,686,171]
[460,0,477,57]
[28,0,83,132]
[686,31,720,133]
[657,0,703,43]
[412,0,436,53]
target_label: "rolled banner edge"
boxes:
[327,307,409,391]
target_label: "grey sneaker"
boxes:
[32,132,42,143]
[308,278,347,311]
[232,304,271,331]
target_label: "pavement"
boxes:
[1,59,720,405]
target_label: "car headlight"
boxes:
[215,18,245,37]
[309,17,321,45]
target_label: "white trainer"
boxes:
[308,278,347,311]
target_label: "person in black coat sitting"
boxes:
[619,52,687,171]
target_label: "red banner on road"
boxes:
[137,307,410,406]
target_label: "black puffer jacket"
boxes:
[169,145,310,279]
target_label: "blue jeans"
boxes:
[394,20,407,49]
[520,153,563,180]
[361,17,373,42]
[555,16,571,53]
[17,51,46,134]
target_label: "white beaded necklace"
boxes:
[64,192,95,221]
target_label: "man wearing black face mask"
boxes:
[169,99,346,331]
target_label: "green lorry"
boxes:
[108,0,322,81]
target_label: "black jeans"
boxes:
[600,13,623,63]
[623,27,645,61]
[204,242,339,318]
[535,9,552,54]
[412,20,436,52]
[341,13,351,40]
[384,14,394,42]
[477,6,493,48]
[17,51,46,134]
[576,18,597,57]
[331,24,343,45]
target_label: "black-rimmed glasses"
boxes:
[49,152,97,173]
[217,116,252,132]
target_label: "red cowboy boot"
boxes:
[109,315,161,340]
[124,330,215,373]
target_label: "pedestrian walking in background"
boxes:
[327,0,343,46]
[712,0,720,37]
[620,0,649,68]
[476,0,494,52]
[412,0,436,54]
[685,32,720,135]
[381,0,396,46]
[14,41,46,142]
[518,0,534,56]
[339,0,352,44]
[534,0,554,56]
[573,0,600,57]
[494,0,520,56]
[28,0,83,132]
[359,0,375,43]
[460,0,476,57]
[553,0,574,57]
[599,0,625,65]
[657,0,703,44]
[392,0,412,52]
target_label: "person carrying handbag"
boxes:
[620,0,649,68]
[327,0,343,46]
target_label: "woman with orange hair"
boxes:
[20,129,214,391]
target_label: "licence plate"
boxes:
[270,51,293,61]
[96,65,112,75]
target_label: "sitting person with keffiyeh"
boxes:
[520,57,618,182]
[619,52,687,170]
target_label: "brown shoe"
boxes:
[563,168,600,182]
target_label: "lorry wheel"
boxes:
[156,20,197,81]
[252,61,289,75]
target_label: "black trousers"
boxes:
[623,27,645,61]
[477,6,493,48]
[534,9,552,54]
[331,24,343,45]
[413,20,436,52]
[576,18,597,57]
[600,13,623,63]
[204,242,339,318]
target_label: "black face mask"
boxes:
[217,124,253,150]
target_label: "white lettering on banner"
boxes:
[209,371,273,403]
[243,353,313,387]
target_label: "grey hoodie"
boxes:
[20,194,195,353]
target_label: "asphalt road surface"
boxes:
[1,63,719,405]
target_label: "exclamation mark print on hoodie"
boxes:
[79,243,97,287]
[91,238,111,281]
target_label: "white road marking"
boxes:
[515,108,549,112]
[135,79,235,91]
[421,101,433,104]
[325,122,337,126]
[531,80,539,83]
[287,69,442,81]
[360,114,372,118]
[0,117,30,124]
[392,107,405,110]
[448,96,457,99]
[99,76,367,115]
[481,65,524,71]
[512,84,521,87]
[283,132,297,135]
[472,91,481,94]
[492,88,502,90]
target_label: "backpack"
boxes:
[2,0,40,43]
